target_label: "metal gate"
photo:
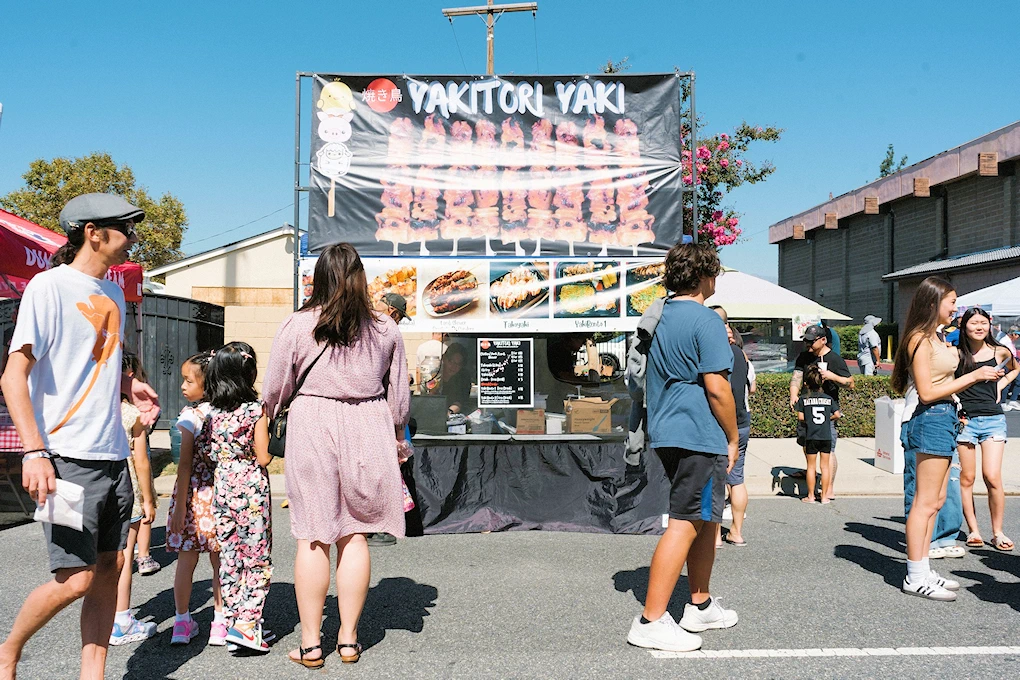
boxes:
[142,294,225,429]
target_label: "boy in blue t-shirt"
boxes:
[796,365,841,504]
[627,243,739,654]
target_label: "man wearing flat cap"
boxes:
[789,324,854,501]
[0,193,144,678]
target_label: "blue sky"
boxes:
[2,1,1018,281]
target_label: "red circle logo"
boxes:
[365,78,401,113]
[480,340,491,350]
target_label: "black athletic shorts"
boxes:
[655,448,727,523]
[805,438,832,455]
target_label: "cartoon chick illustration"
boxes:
[318,81,356,113]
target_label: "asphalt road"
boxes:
[1,497,1018,679]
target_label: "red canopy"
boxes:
[0,209,143,302]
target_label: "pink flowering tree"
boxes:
[681,122,783,247]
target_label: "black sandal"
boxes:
[337,642,363,664]
[290,644,325,669]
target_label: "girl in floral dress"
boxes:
[205,342,274,653]
[166,353,227,646]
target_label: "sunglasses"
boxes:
[92,220,137,238]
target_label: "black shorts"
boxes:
[805,439,832,454]
[43,457,133,573]
[655,448,727,523]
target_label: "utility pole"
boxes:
[442,1,538,75]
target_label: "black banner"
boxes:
[308,74,682,257]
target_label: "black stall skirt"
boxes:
[411,441,670,535]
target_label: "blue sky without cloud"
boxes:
[2,1,1018,281]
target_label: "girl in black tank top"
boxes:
[955,307,1018,552]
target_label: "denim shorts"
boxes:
[957,414,1008,445]
[900,402,959,458]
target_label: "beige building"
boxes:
[147,225,299,385]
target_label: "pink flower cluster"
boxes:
[698,214,741,246]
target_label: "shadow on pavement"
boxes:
[873,515,906,525]
[843,521,905,552]
[612,566,692,614]
[125,580,222,680]
[357,577,439,651]
[955,548,1020,613]
[770,466,810,499]
[833,544,903,588]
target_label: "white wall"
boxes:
[162,233,295,298]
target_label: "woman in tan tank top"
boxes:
[891,277,1003,601]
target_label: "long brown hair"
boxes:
[300,242,376,347]
[891,276,955,393]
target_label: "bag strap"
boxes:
[279,344,329,413]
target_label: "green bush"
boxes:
[834,323,899,361]
[836,325,862,360]
[749,373,896,438]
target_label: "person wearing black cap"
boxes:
[0,193,143,678]
[789,324,853,500]
[378,292,408,324]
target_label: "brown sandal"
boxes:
[966,532,984,548]
[992,533,1015,551]
[289,644,324,669]
[338,642,362,664]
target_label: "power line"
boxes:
[447,18,470,73]
[181,196,306,248]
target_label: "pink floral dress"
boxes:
[209,400,272,626]
[166,403,218,552]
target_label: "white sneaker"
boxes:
[928,569,961,591]
[1006,400,1020,411]
[928,546,947,559]
[678,598,738,632]
[902,575,957,601]
[942,545,966,558]
[627,612,702,652]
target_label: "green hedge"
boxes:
[749,373,896,438]
[835,323,899,361]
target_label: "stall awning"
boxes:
[0,209,142,302]
[955,276,1020,316]
[705,269,851,321]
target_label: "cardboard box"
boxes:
[516,409,546,434]
[563,397,619,433]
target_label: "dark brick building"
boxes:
[770,121,1020,327]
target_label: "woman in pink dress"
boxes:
[263,242,409,667]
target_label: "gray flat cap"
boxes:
[59,193,145,233]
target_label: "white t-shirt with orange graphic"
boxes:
[8,265,129,461]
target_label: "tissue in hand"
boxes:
[33,479,85,531]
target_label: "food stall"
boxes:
[299,73,691,533]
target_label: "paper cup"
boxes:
[817,361,828,372]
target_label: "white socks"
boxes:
[213,610,226,625]
[115,610,133,628]
[175,611,193,623]
[906,558,929,583]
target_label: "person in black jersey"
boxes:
[796,366,841,504]
[789,325,853,500]
[955,307,1019,551]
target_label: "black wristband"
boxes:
[22,448,48,455]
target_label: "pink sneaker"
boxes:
[170,618,199,645]
[209,621,228,646]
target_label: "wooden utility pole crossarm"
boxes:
[442,1,538,75]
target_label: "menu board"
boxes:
[300,256,667,333]
[477,338,534,408]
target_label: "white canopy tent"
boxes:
[705,269,851,320]
[955,276,1020,316]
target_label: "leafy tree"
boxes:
[879,144,908,177]
[0,152,187,269]
[600,59,783,246]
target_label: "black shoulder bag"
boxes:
[268,344,328,458]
